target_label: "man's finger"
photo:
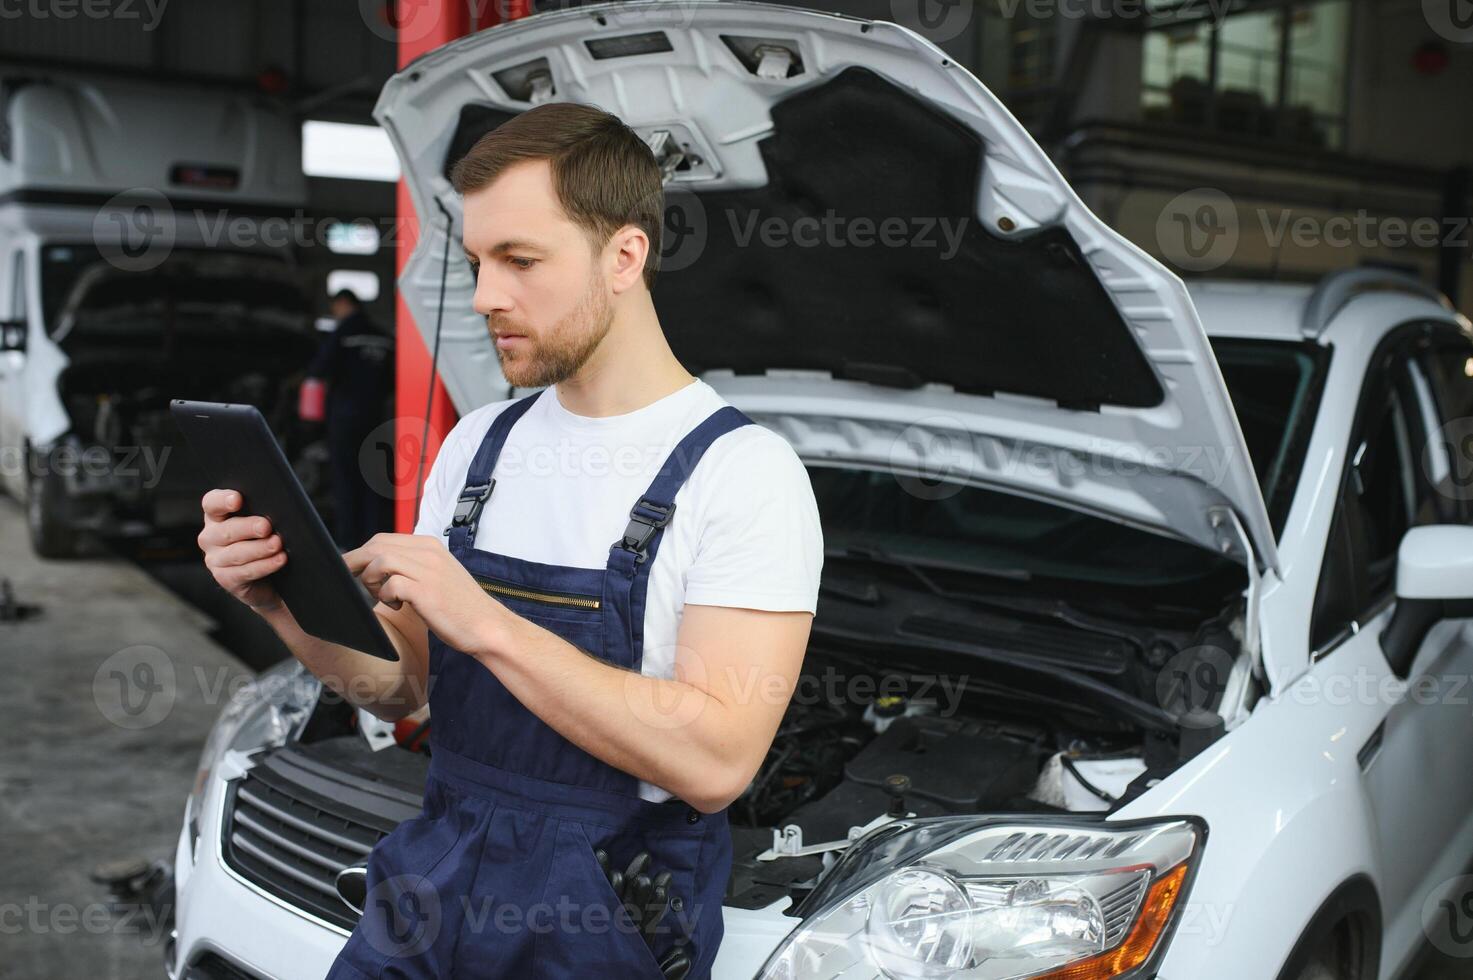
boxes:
[201,488,242,521]
[205,535,282,570]
[343,543,375,575]
[216,552,287,592]
[378,573,409,611]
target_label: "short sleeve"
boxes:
[683,428,824,613]
[411,400,513,539]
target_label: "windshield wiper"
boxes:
[825,546,1149,649]
[820,546,1181,733]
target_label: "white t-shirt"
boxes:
[413,378,824,802]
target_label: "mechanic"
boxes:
[196,101,823,978]
[305,288,395,548]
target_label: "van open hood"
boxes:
[375,0,1278,574]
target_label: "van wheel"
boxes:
[27,466,81,559]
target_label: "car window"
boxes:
[1211,339,1329,539]
[1420,342,1473,523]
[1311,332,1442,653]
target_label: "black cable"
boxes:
[1061,753,1117,804]
[412,199,454,526]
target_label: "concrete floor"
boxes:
[0,496,248,980]
[2,492,1472,979]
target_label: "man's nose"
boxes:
[472,267,514,317]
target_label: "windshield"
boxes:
[810,339,1325,609]
[1210,338,1328,538]
[40,244,306,340]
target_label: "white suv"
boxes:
[169,4,1473,979]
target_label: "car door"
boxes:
[1308,322,1473,954]
[0,248,30,499]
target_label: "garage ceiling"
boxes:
[0,0,400,123]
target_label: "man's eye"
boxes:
[509,257,536,270]
[466,259,480,275]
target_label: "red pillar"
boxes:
[393,0,532,532]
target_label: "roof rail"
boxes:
[1300,268,1452,338]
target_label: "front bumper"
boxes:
[170,756,797,980]
[168,759,348,980]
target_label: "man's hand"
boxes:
[197,489,288,612]
[344,533,508,656]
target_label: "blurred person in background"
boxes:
[306,288,394,548]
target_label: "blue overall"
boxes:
[327,389,754,979]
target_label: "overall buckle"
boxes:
[619,498,675,563]
[444,480,495,536]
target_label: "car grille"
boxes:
[219,742,423,932]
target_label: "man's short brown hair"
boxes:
[449,102,664,291]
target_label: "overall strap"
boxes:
[608,405,755,572]
[444,389,543,551]
[602,405,755,668]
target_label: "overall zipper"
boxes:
[473,575,601,610]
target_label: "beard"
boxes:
[491,271,613,389]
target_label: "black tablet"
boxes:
[171,399,400,662]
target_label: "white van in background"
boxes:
[0,74,320,556]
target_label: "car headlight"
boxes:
[185,657,319,856]
[758,815,1204,980]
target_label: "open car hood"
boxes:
[375,0,1278,573]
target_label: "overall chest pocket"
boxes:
[472,574,602,612]
[471,573,618,662]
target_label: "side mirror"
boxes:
[1381,525,1473,676]
[0,318,24,353]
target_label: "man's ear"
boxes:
[606,223,651,294]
